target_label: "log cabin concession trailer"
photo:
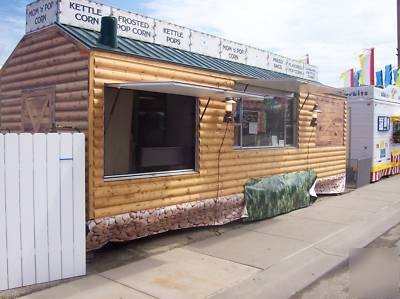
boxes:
[0,0,347,250]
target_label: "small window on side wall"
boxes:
[233,96,297,148]
[315,96,345,147]
[21,87,55,133]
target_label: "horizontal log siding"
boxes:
[89,50,347,218]
[0,27,89,132]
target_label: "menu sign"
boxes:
[220,39,246,64]
[304,65,318,81]
[154,20,190,51]
[268,53,287,73]
[112,9,154,43]
[26,0,58,33]
[59,0,111,31]
[286,59,305,77]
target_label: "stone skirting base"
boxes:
[315,173,346,194]
[87,174,346,250]
[86,194,246,251]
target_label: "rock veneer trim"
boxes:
[315,173,346,194]
[86,194,246,251]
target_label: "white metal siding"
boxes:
[0,133,86,291]
[349,99,374,160]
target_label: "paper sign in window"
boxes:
[248,122,258,134]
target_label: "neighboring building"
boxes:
[346,86,400,186]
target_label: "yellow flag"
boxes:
[358,53,365,85]
[396,68,400,87]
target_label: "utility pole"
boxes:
[398,0,400,66]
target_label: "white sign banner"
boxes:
[304,65,318,81]
[59,0,111,32]
[26,0,58,33]
[25,0,319,81]
[286,58,305,77]
[246,47,269,69]
[268,53,287,73]
[112,9,154,43]
[191,31,220,57]
[154,20,190,51]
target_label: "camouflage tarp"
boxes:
[244,170,317,222]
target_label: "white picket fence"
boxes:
[0,133,86,291]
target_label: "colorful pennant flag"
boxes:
[376,70,383,86]
[358,48,375,86]
[354,70,361,87]
[384,64,392,86]
[340,69,354,87]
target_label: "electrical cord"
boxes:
[299,92,315,171]
[299,92,310,112]
[200,97,211,122]
[216,121,230,199]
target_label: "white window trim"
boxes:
[104,169,198,181]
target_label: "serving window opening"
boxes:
[233,96,297,148]
[104,87,198,179]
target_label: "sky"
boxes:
[0,0,397,87]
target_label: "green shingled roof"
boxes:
[59,23,309,81]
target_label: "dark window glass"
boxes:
[285,99,296,146]
[393,121,400,144]
[104,87,197,177]
[285,125,295,146]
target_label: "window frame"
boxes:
[233,96,298,150]
[103,87,200,181]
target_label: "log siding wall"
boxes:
[0,27,347,221]
[0,27,89,133]
[88,50,347,219]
